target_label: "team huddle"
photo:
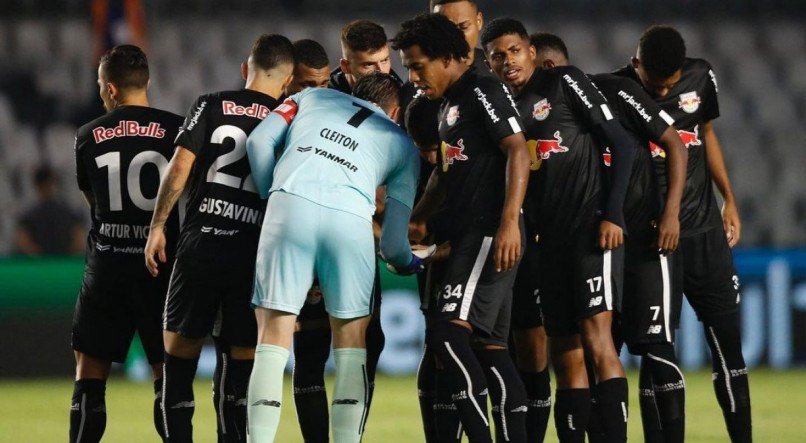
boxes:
[69,1,752,442]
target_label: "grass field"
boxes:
[1,369,804,442]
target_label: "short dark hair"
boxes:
[480,18,529,48]
[353,72,401,111]
[530,32,569,59]
[341,20,389,53]
[430,0,477,10]
[391,13,469,61]
[293,39,329,69]
[405,95,441,147]
[99,44,149,90]
[639,25,686,78]
[250,34,296,71]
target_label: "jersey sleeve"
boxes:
[175,94,212,154]
[562,67,613,128]
[474,78,524,142]
[74,132,90,192]
[384,137,420,210]
[701,62,720,122]
[617,78,674,143]
[245,98,298,199]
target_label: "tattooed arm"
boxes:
[145,146,196,276]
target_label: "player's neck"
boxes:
[448,63,471,88]
[116,91,149,108]
[245,76,284,100]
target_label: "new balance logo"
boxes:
[252,399,281,407]
[442,303,457,313]
[170,401,195,409]
[332,399,359,405]
[588,296,603,307]
[510,405,528,413]
[297,146,312,152]
[95,243,111,251]
[647,325,663,334]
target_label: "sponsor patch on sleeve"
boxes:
[600,104,614,121]
[508,116,522,134]
[273,99,299,124]
[659,110,675,126]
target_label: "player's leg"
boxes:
[138,268,172,442]
[365,266,386,410]
[293,298,332,443]
[328,315,372,443]
[511,241,551,442]
[681,230,751,442]
[247,191,318,442]
[71,352,111,443]
[550,335,590,443]
[161,259,218,443]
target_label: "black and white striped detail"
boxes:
[218,352,228,435]
[161,364,170,438]
[659,254,672,343]
[709,327,736,413]
[459,237,493,320]
[76,394,87,442]
[490,366,510,441]
[444,342,489,426]
[603,249,613,310]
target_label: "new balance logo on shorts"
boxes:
[442,303,457,312]
[588,296,603,307]
[647,325,663,334]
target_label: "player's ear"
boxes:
[107,82,118,102]
[340,58,351,75]
[631,56,640,69]
[388,104,400,123]
[476,11,483,29]
[241,61,248,81]
[528,45,537,60]
[542,59,555,69]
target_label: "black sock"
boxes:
[519,369,551,442]
[475,348,528,443]
[366,316,385,411]
[704,314,752,443]
[434,366,463,442]
[70,379,107,443]
[223,358,253,442]
[594,378,628,443]
[162,353,198,443]
[642,344,685,443]
[554,388,590,443]
[293,329,331,443]
[585,361,606,443]
[638,360,664,443]
[417,342,439,442]
[154,378,166,441]
[430,323,492,443]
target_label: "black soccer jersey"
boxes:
[75,105,183,266]
[514,66,613,241]
[327,68,404,94]
[614,58,721,236]
[174,89,280,260]
[590,73,675,233]
[437,69,524,236]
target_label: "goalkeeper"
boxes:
[244,72,422,443]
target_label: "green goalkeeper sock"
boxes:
[331,348,368,443]
[247,344,289,442]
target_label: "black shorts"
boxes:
[164,255,257,347]
[677,226,740,321]
[434,225,523,347]
[619,230,680,353]
[537,229,624,337]
[298,264,383,323]
[72,258,170,364]
[511,236,543,331]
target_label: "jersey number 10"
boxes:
[95,151,169,211]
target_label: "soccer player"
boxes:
[144,34,295,443]
[71,44,183,443]
[393,13,532,443]
[615,25,751,442]
[328,20,403,93]
[286,39,331,96]
[481,18,637,442]
[430,0,494,78]
[244,72,421,443]
[532,31,689,443]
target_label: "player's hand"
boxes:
[656,211,680,254]
[494,218,521,273]
[722,200,741,248]
[409,221,428,244]
[144,227,167,277]
[598,220,624,250]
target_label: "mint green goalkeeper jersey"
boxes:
[246,87,419,221]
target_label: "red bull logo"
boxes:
[526,131,569,170]
[441,139,468,172]
[532,98,551,121]
[678,91,701,113]
[602,147,612,166]
[648,125,701,158]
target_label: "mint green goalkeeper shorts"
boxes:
[252,191,376,319]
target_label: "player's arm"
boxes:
[496,131,531,272]
[655,126,687,252]
[145,147,196,276]
[246,100,297,198]
[410,168,447,243]
[703,120,740,247]
[383,142,426,274]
